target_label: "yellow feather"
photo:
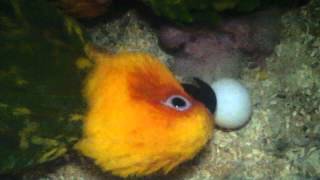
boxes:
[75,51,213,177]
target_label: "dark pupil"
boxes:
[172,97,186,108]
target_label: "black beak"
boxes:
[182,77,216,114]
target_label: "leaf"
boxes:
[0,0,88,173]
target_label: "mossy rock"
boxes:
[0,0,90,174]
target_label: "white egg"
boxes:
[211,78,251,129]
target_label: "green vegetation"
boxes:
[143,0,305,24]
[0,0,88,173]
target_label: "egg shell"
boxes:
[211,78,251,129]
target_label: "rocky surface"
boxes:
[159,9,281,84]
[87,10,173,66]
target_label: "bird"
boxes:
[76,49,214,177]
[1,0,251,178]
[0,0,214,177]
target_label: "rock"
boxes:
[89,10,173,66]
[158,9,282,84]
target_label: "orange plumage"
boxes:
[75,51,213,177]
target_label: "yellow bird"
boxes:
[76,50,214,177]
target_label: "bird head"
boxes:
[75,51,213,177]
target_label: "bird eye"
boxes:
[162,95,192,111]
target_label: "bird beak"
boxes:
[181,77,216,114]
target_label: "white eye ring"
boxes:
[161,95,192,111]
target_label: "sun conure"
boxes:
[0,0,214,177]
[75,49,213,177]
